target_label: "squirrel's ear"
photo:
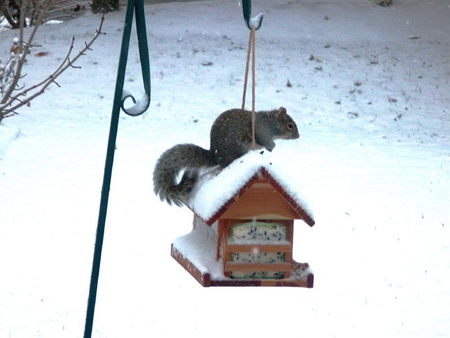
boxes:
[278,107,287,116]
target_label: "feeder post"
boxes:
[83,0,150,337]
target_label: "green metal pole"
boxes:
[84,0,150,336]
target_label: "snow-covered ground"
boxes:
[1,0,449,337]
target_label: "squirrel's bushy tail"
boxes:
[153,143,213,207]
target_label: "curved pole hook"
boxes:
[242,0,264,30]
[119,0,151,116]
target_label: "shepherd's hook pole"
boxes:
[83,0,151,336]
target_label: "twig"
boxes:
[0,0,49,105]
[0,14,105,118]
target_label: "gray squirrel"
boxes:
[153,107,299,206]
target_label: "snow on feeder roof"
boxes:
[187,151,315,227]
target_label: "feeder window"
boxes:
[224,220,292,279]
[228,221,288,244]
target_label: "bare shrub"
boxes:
[0,0,104,121]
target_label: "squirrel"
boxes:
[153,107,299,206]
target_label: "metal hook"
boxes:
[242,0,264,30]
[118,0,151,116]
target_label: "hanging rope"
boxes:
[241,1,263,150]
[241,27,257,150]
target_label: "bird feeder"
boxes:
[171,152,315,287]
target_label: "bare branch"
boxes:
[68,59,82,69]
[0,0,50,106]
[0,14,105,118]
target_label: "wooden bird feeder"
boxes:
[171,152,315,287]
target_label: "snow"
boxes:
[121,91,150,116]
[172,217,223,279]
[0,0,449,337]
[249,12,264,29]
[188,150,314,222]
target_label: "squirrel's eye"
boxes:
[287,123,295,130]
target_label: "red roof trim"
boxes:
[260,168,315,227]
[201,167,315,227]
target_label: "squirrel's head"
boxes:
[276,107,300,140]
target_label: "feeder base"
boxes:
[171,243,314,288]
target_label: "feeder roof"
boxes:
[187,151,315,226]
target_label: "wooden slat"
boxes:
[224,244,292,254]
[224,262,292,272]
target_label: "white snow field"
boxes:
[0,0,449,337]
